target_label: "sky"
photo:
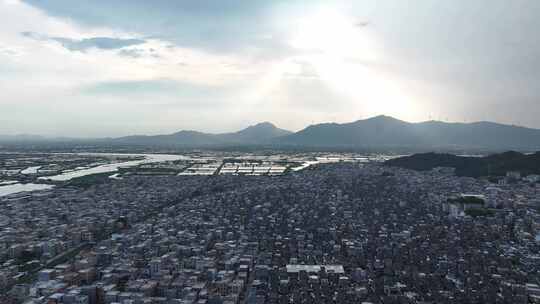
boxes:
[1,0,540,137]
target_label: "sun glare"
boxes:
[285,7,418,120]
[289,8,377,60]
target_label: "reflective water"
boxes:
[39,153,187,181]
[21,166,42,174]
[0,180,18,185]
[0,183,55,197]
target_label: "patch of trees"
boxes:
[385,151,540,178]
[448,196,485,205]
[465,208,495,217]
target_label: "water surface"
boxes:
[0,183,55,197]
[21,166,42,174]
[39,153,187,181]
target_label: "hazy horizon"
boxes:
[2,0,540,137]
[2,115,540,139]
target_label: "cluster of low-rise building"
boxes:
[1,160,540,303]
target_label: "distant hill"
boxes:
[274,115,540,150]
[113,130,219,146]
[0,134,76,142]
[385,151,540,177]
[112,122,292,146]
[219,122,292,143]
[0,134,47,142]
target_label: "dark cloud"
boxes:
[51,37,145,51]
[20,31,42,39]
[117,48,159,59]
[21,32,145,51]
[21,0,300,56]
[117,48,144,58]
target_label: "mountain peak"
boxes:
[345,115,407,127]
[372,114,393,119]
[247,121,277,129]
[230,122,292,141]
[365,115,405,123]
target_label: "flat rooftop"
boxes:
[286,265,344,274]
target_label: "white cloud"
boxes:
[0,1,266,93]
[5,0,540,136]
[0,45,22,57]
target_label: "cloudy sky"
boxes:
[1,0,540,136]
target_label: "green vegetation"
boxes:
[15,250,38,265]
[66,172,112,188]
[122,167,179,175]
[448,196,485,205]
[13,243,91,287]
[223,158,262,164]
[386,151,540,178]
[465,208,495,217]
[18,261,39,272]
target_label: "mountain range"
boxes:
[3,115,540,151]
[276,115,540,150]
[110,122,292,146]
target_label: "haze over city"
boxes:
[3,1,540,304]
[2,0,540,136]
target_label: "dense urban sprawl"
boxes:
[1,161,540,304]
